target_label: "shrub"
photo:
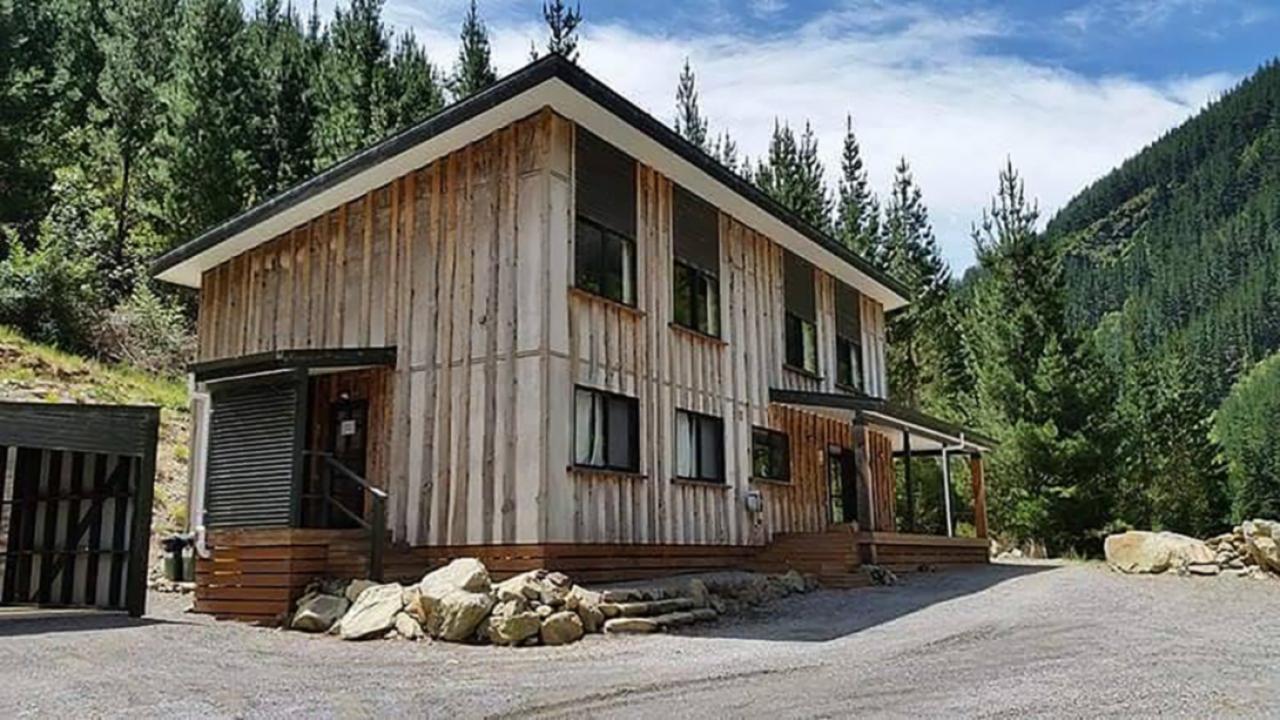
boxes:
[92,283,194,376]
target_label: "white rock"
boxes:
[291,593,349,633]
[604,616,659,634]
[338,584,404,640]
[540,611,585,645]
[495,570,549,603]
[1246,535,1280,573]
[487,602,543,646]
[568,586,605,633]
[1187,563,1220,576]
[394,612,424,640]
[424,588,494,642]
[419,558,491,595]
[1104,531,1214,574]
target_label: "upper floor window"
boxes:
[573,386,640,473]
[675,409,724,482]
[835,282,864,392]
[783,251,818,374]
[751,426,790,482]
[672,186,720,337]
[575,128,636,306]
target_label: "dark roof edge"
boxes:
[769,388,997,448]
[190,347,397,382]
[152,54,911,303]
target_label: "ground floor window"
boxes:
[751,426,790,482]
[573,386,640,472]
[675,410,724,482]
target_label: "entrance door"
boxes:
[827,448,859,525]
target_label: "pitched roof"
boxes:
[151,54,911,309]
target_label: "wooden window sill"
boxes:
[669,322,727,346]
[569,287,645,317]
[671,477,731,489]
[568,465,648,481]
[749,476,792,486]
[783,364,824,382]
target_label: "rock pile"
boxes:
[1104,521,1280,579]
[288,561,818,645]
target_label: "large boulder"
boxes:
[419,558,491,596]
[1246,534,1280,573]
[486,600,542,646]
[338,583,404,640]
[1104,531,1215,574]
[567,585,605,633]
[423,588,494,642]
[540,611,585,646]
[291,593,349,633]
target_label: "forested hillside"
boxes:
[1044,60,1280,534]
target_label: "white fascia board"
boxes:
[156,77,908,311]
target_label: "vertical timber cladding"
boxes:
[196,110,565,546]
[0,402,159,616]
[204,370,307,528]
[565,125,871,546]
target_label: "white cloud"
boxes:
[383,0,1235,270]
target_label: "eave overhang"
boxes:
[769,388,996,453]
[151,55,910,311]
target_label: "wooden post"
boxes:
[941,449,953,538]
[970,453,988,539]
[902,430,913,533]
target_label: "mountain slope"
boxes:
[1047,59,1280,401]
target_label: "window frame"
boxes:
[784,312,819,375]
[672,258,721,338]
[572,386,641,473]
[751,426,791,483]
[675,409,725,483]
[835,334,864,392]
[574,214,637,307]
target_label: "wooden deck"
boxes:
[196,527,989,623]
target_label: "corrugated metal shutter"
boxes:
[784,251,816,321]
[205,372,305,528]
[576,127,636,238]
[673,185,719,273]
[835,281,862,340]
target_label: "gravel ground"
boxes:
[1,560,1277,719]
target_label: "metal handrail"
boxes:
[303,451,386,581]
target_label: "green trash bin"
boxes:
[162,535,195,582]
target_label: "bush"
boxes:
[92,283,194,376]
[0,241,102,351]
[1215,353,1280,522]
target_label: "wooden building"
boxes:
[153,56,993,622]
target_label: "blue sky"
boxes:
[309,0,1279,269]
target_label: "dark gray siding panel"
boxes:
[0,402,159,456]
[673,185,719,273]
[575,127,636,238]
[784,251,816,321]
[205,374,305,528]
[835,281,862,339]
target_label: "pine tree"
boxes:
[387,30,443,131]
[881,157,949,409]
[244,0,316,197]
[674,59,708,150]
[160,0,251,241]
[312,0,392,167]
[756,120,830,230]
[94,0,177,298]
[450,0,496,100]
[834,114,878,260]
[542,0,581,62]
[0,0,59,246]
[711,130,741,174]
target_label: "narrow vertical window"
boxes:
[835,282,864,392]
[672,186,721,337]
[783,251,818,374]
[751,427,790,482]
[575,128,637,306]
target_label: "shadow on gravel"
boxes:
[689,562,1057,643]
[0,610,181,637]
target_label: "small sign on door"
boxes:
[340,419,358,437]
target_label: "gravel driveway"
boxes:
[1,561,1276,718]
